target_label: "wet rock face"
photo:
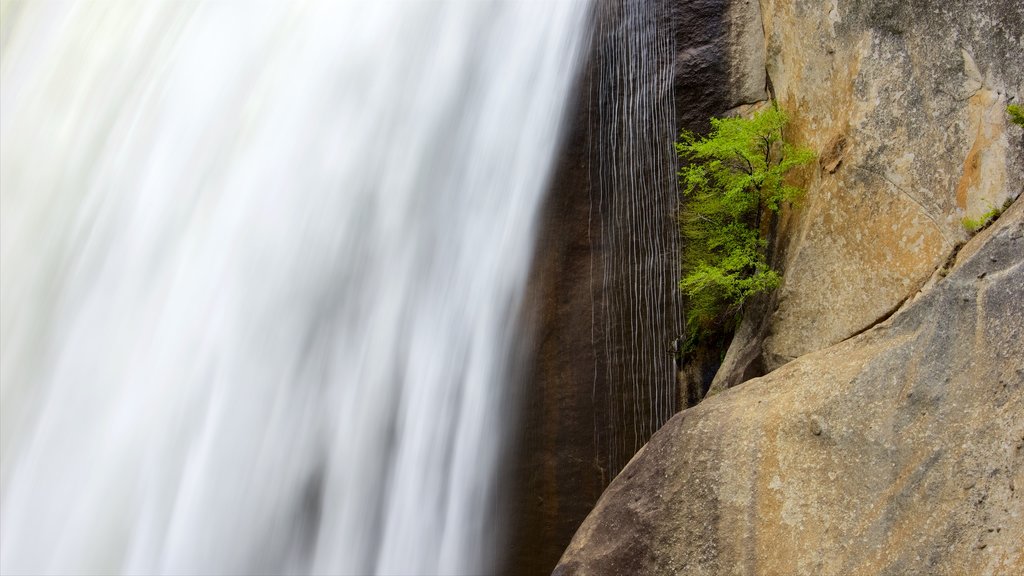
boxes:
[555,202,1024,575]
[506,0,772,572]
[505,55,607,576]
[668,0,767,132]
[712,0,1024,391]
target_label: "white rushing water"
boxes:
[0,2,591,574]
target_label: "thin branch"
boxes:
[734,150,754,175]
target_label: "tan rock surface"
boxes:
[714,0,1024,388]
[555,202,1024,575]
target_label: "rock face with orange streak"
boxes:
[554,200,1024,576]
[712,0,1024,391]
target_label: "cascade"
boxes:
[593,0,681,476]
[506,2,683,570]
[0,2,591,574]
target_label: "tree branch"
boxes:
[734,150,754,175]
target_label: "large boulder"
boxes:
[554,201,1024,574]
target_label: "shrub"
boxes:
[962,207,1001,234]
[961,198,1012,234]
[1009,104,1024,128]
[676,103,814,348]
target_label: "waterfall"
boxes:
[0,2,591,574]
[592,0,681,476]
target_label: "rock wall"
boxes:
[713,0,1024,390]
[555,197,1024,576]
[554,0,1024,573]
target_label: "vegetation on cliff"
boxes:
[675,103,813,352]
[962,197,1014,234]
[1008,104,1024,127]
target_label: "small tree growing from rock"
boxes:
[676,102,814,352]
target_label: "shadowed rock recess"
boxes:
[555,199,1024,576]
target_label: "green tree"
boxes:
[1009,104,1024,128]
[676,103,814,348]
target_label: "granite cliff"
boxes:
[553,0,1023,573]
[714,0,1024,390]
